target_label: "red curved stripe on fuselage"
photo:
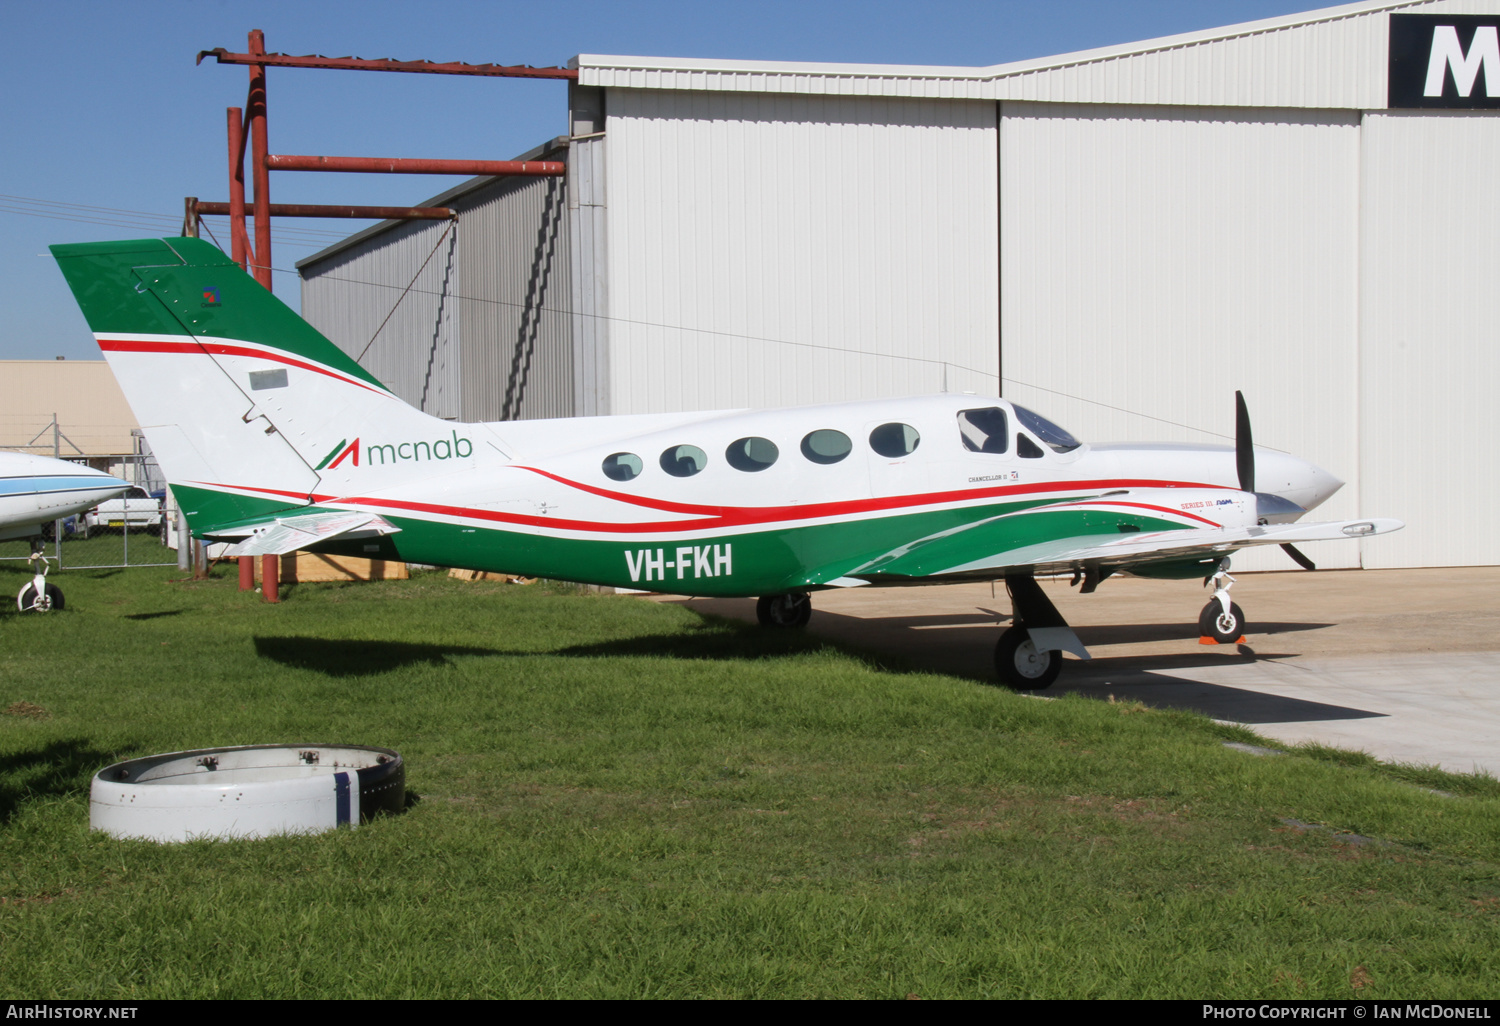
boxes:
[191,474,1232,536]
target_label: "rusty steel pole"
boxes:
[196,201,456,220]
[247,29,272,290]
[228,105,254,588]
[265,154,566,176]
[261,554,279,603]
[226,106,250,272]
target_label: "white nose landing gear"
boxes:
[16,549,64,614]
[1198,563,1246,645]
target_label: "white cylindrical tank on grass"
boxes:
[90,744,404,842]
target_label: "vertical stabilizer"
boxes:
[50,237,443,533]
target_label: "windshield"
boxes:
[1011,404,1082,453]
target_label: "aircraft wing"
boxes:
[840,515,1404,583]
[219,511,401,557]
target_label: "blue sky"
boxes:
[2,0,1330,360]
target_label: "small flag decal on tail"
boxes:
[201,286,220,307]
[316,438,359,470]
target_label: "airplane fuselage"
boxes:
[0,452,130,543]
[181,394,1342,596]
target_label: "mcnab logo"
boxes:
[1390,14,1500,109]
[315,431,473,471]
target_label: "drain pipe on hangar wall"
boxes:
[189,31,574,601]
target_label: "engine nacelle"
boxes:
[1080,488,1259,531]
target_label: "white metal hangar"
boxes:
[298,0,1500,571]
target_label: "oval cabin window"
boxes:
[726,436,779,472]
[660,444,708,478]
[869,422,920,458]
[602,453,643,481]
[801,430,852,465]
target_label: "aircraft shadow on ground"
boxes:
[1056,666,1387,724]
[794,608,1381,723]
[0,738,119,824]
[123,610,183,621]
[253,636,507,677]
[554,627,829,664]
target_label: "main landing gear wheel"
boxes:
[756,592,812,628]
[17,582,64,613]
[994,625,1061,691]
[1199,600,1246,645]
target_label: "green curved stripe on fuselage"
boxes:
[244,494,1194,596]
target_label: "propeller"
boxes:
[1235,390,1255,495]
[1234,390,1316,571]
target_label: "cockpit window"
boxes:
[1011,404,1082,453]
[957,408,1009,454]
[1016,434,1045,459]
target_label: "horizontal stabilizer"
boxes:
[221,511,401,557]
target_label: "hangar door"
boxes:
[1360,111,1500,569]
[999,102,1362,571]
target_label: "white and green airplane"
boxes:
[51,237,1401,688]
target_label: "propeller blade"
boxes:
[1235,390,1255,494]
[1281,543,1316,571]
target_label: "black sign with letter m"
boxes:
[1390,14,1500,108]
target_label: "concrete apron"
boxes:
[665,567,1500,777]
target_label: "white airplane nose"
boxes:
[1256,451,1343,513]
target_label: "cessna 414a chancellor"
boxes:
[51,237,1401,687]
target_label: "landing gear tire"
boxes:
[756,592,811,628]
[1199,600,1246,645]
[18,582,64,613]
[994,625,1061,691]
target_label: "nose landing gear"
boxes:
[1199,564,1246,645]
[16,549,64,613]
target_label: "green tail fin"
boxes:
[50,237,386,391]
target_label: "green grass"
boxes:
[1,564,1497,999]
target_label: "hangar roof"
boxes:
[576,0,1484,109]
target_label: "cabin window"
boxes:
[602,452,643,482]
[660,444,708,478]
[726,436,779,472]
[869,422,920,459]
[1012,403,1082,453]
[1017,434,1045,459]
[801,429,852,465]
[957,408,1009,454]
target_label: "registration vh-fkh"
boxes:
[51,238,1401,687]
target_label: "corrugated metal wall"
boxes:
[603,88,1000,415]
[581,1,1497,109]
[569,134,611,417]
[1360,109,1500,568]
[455,175,575,422]
[300,218,462,420]
[999,102,1363,571]
[300,170,575,423]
